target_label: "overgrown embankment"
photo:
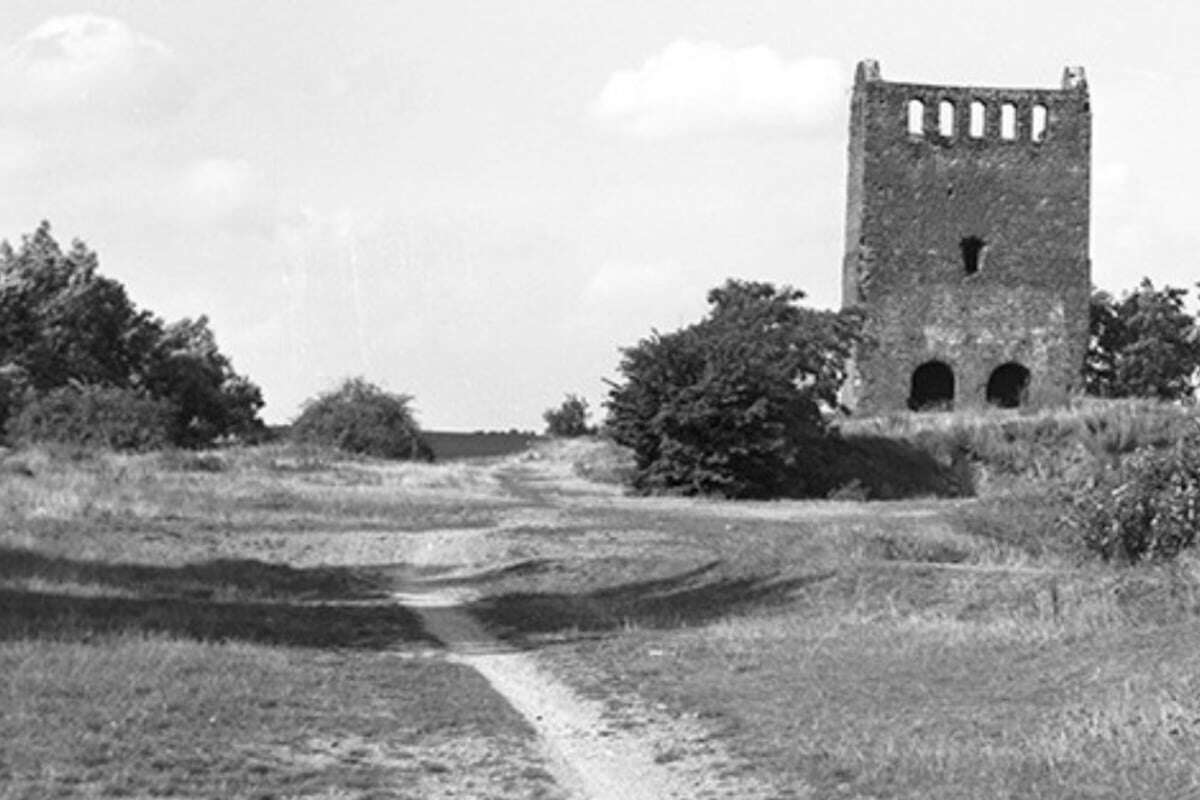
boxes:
[838,397,1193,497]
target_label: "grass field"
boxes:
[0,444,558,800]
[473,500,1200,798]
[2,639,556,799]
[4,411,1200,798]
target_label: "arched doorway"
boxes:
[908,360,955,411]
[986,362,1030,408]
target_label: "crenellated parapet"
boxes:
[853,62,1089,151]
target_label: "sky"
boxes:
[0,0,1195,430]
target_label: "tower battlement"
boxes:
[842,60,1091,412]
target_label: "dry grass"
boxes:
[8,433,1200,797]
[0,445,511,573]
[1,634,558,800]
[546,611,1200,798]
[0,445,560,800]
[451,459,1200,798]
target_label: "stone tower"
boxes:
[841,60,1091,413]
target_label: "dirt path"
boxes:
[310,444,1057,797]
[381,446,829,798]
[395,586,776,800]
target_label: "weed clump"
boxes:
[157,451,226,472]
[1065,426,1200,563]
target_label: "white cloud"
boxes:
[0,14,190,121]
[590,41,844,138]
[183,158,258,216]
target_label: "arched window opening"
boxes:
[960,236,986,275]
[1031,104,1048,142]
[986,362,1030,408]
[969,101,985,138]
[1000,103,1017,140]
[938,100,955,137]
[907,99,925,136]
[908,361,955,412]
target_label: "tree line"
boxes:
[5,221,1199,500]
[0,222,263,449]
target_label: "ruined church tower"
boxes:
[841,60,1091,413]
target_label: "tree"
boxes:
[0,221,265,446]
[604,279,862,498]
[140,316,265,447]
[543,394,592,437]
[290,377,432,460]
[1086,279,1200,400]
[0,222,156,393]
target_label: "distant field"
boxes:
[261,427,542,462]
[424,430,542,461]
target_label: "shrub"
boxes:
[605,279,861,498]
[570,438,636,485]
[6,384,173,452]
[1064,426,1200,563]
[543,394,592,437]
[0,363,29,433]
[290,378,432,460]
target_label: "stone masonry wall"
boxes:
[841,60,1091,413]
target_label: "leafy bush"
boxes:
[543,394,592,437]
[1065,427,1200,563]
[290,378,432,460]
[605,280,861,498]
[6,384,173,452]
[0,363,29,432]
